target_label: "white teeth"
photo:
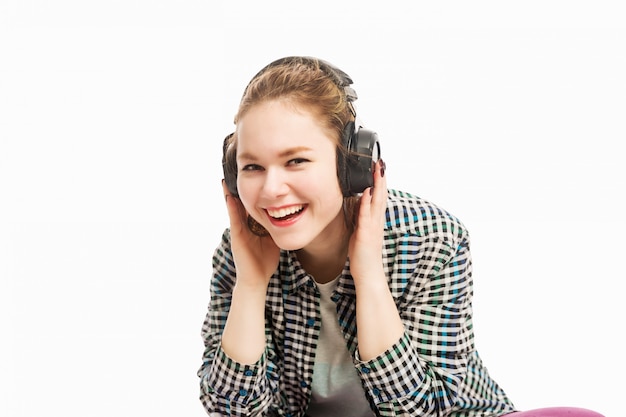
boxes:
[267,205,304,219]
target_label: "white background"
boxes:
[1,1,624,416]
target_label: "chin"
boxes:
[268,234,309,252]
[273,241,305,252]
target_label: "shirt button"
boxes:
[239,389,248,396]
[372,388,380,396]
[361,366,370,374]
[300,380,308,388]
[306,318,315,327]
[244,370,253,377]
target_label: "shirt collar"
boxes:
[278,250,356,297]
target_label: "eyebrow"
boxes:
[238,146,313,161]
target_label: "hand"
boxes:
[348,160,387,285]
[348,160,402,360]
[222,180,280,289]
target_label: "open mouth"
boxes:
[266,204,305,222]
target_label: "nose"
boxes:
[260,167,289,198]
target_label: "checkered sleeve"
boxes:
[197,229,275,416]
[355,191,479,416]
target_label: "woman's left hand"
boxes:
[349,159,403,361]
[348,159,387,285]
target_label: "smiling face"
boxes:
[235,99,347,252]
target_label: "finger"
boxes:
[366,161,386,231]
[222,178,232,203]
[357,187,372,220]
[222,179,247,232]
[370,159,387,207]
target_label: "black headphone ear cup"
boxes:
[222,133,239,197]
[342,124,380,196]
[338,122,356,197]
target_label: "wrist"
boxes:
[233,279,269,298]
[352,268,387,290]
[233,282,268,295]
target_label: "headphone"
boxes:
[222,56,380,198]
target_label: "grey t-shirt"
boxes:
[307,278,374,417]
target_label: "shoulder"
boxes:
[385,189,469,246]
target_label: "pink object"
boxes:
[504,407,604,417]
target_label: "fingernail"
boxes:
[380,159,386,177]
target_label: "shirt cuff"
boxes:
[202,345,267,406]
[355,333,424,404]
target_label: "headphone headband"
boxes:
[243,56,358,105]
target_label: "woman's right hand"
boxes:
[222,180,280,289]
[221,180,279,364]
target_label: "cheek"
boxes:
[302,169,343,198]
[236,177,258,212]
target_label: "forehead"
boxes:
[236,100,337,154]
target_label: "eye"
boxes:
[287,158,309,166]
[241,164,263,172]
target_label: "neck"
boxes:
[297,246,348,284]
[296,220,350,284]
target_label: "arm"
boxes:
[197,182,281,416]
[197,231,275,416]
[349,160,405,360]
[357,230,475,417]
[220,181,279,364]
[349,164,475,415]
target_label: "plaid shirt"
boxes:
[198,189,516,417]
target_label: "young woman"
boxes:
[198,56,603,417]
